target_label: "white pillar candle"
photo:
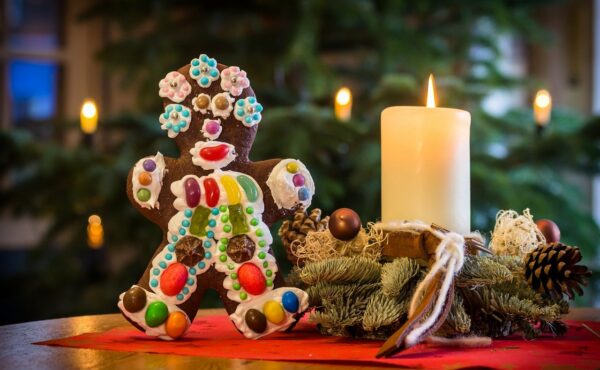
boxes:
[380,78,471,234]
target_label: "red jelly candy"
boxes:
[203,178,220,207]
[160,263,188,296]
[184,178,201,208]
[237,263,266,296]
[199,144,230,161]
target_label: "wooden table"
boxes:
[1,308,598,370]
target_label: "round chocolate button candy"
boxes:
[145,301,168,327]
[143,159,156,172]
[244,308,267,333]
[328,208,361,241]
[263,300,286,324]
[137,188,151,202]
[281,291,299,313]
[123,286,146,313]
[226,235,256,263]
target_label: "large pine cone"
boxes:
[524,242,592,300]
[279,208,329,266]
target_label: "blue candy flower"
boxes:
[234,97,263,127]
[189,54,220,88]
[159,104,192,138]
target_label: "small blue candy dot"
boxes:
[187,278,194,286]
[237,100,244,106]
[182,220,190,227]
[198,262,206,269]
[236,109,244,116]
[192,69,200,76]
[189,268,196,275]
[165,123,172,129]
[173,125,180,133]
[150,279,158,288]
[175,105,182,112]
[184,209,193,217]
[200,54,208,62]
[182,110,190,117]
[179,120,187,127]
[207,59,216,67]
[172,235,178,242]
[182,287,189,294]
[207,231,214,238]
[177,294,184,300]
[248,97,256,104]
[200,77,209,86]
[167,106,173,112]
[204,240,212,248]
[159,261,167,269]
[167,244,175,252]
[208,219,216,227]
[210,69,219,77]
[165,253,172,260]
[205,252,212,259]
[253,114,260,121]
[191,59,199,66]
[256,104,263,112]
[211,208,219,215]
[245,117,252,124]
[179,228,186,235]
[298,187,310,201]
[152,268,160,276]
[163,112,169,119]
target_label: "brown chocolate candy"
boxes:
[123,286,146,313]
[226,235,256,263]
[214,95,230,110]
[176,236,204,267]
[244,308,267,333]
[195,94,210,109]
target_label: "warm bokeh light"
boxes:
[87,214,104,249]
[426,74,436,108]
[533,89,552,126]
[80,99,98,134]
[334,87,352,122]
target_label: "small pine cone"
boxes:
[278,207,329,266]
[524,242,592,300]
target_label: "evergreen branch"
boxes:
[306,282,380,307]
[380,257,421,297]
[299,256,381,285]
[362,291,406,332]
[457,255,513,287]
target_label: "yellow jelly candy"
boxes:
[262,300,286,324]
[221,175,242,204]
[165,311,188,339]
[285,161,298,174]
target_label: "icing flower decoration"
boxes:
[234,97,263,127]
[159,104,192,138]
[202,118,222,140]
[158,71,191,103]
[189,54,219,88]
[220,66,250,96]
[192,93,211,114]
[211,92,234,119]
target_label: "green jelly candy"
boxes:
[190,206,211,236]
[237,175,259,202]
[228,204,250,235]
[137,188,151,202]
[145,301,168,327]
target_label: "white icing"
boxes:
[159,104,192,138]
[229,287,309,339]
[118,285,191,340]
[189,141,237,170]
[201,118,223,140]
[210,92,234,119]
[132,152,166,209]
[192,93,211,114]
[158,71,191,103]
[266,159,315,210]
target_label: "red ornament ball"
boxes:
[328,208,361,241]
[237,263,266,296]
[160,263,188,296]
[535,219,561,243]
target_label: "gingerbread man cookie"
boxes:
[118,54,314,340]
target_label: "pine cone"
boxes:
[524,242,592,300]
[278,207,329,266]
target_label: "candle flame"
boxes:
[334,87,352,122]
[87,214,104,249]
[533,89,552,126]
[80,99,99,134]
[426,74,436,108]
[335,87,351,106]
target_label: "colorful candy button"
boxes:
[123,286,146,313]
[298,187,310,201]
[281,291,299,313]
[137,188,151,202]
[237,263,266,296]
[286,161,299,173]
[245,309,267,333]
[138,172,153,186]
[145,301,168,327]
[292,173,305,187]
[143,159,156,172]
[165,311,188,338]
[184,177,201,208]
[263,300,286,324]
[160,263,188,296]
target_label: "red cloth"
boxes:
[37,315,600,369]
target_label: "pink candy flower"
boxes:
[159,71,191,103]
[220,66,250,96]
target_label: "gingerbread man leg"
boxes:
[117,54,315,340]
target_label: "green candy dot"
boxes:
[219,255,227,262]
[219,205,227,212]
[231,273,238,279]
[250,218,259,226]
[240,292,248,300]
[228,263,235,270]
[255,229,264,237]
[266,279,273,287]
[219,244,226,252]
[220,238,229,244]
[258,251,266,259]
[224,225,232,233]
[246,207,254,214]
[263,261,269,268]
[233,283,241,290]
[265,269,272,277]
[258,240,266,248]
[136,188,151,202]
[221,215,229,222]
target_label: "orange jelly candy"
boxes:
[165,311,188,338]
[138,171,153,186]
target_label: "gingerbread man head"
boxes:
[119,53,314,340]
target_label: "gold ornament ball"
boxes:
[535,219,561,243]
[328,208,361,241]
